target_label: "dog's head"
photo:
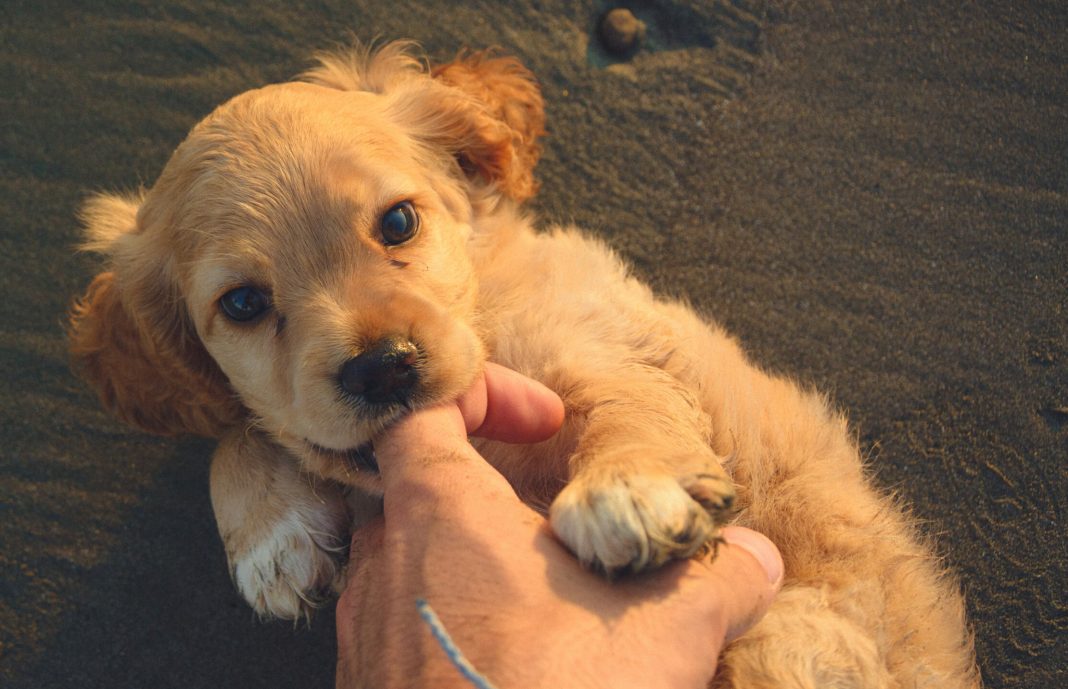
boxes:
[68,42,545,483]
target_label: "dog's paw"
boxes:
[230,507,348,621]
[549,468,734,574]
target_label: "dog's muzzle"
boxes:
[339,337,420,406]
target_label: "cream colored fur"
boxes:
[68,42,980,688]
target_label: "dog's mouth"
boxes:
[295,371,460,480]
[305,440,379,473]
[299,392,422,474]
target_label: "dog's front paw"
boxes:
[230,507,348,621]
[549,467,734,575]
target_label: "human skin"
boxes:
[336,363,784,689]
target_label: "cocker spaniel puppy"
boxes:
[69,42,979,688]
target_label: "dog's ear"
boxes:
[69,192,244,438]
[303,42,546,201]
[428,51,546,201]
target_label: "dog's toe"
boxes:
[549,468,735,575]
[231,511,347,621]
[680,471,735,518]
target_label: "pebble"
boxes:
[600,8,646,55]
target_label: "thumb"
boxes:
[374,364,564,510]
[706,526,784,642]
[458,362,565,442]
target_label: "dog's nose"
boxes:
[339,337,420,405]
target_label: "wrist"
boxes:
[417,599,502,689]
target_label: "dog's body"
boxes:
[69,43,979,688]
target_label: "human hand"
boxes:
[336,363,783,689]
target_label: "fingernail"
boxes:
[721,526,784,588]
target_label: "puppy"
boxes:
[69,42,979,688]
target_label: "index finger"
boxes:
[701,526,784,642]
[374,365,564,513]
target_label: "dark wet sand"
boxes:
[1,1,1064,687]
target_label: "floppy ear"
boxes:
[429,50,546,201]
[69,193,244,438]
[302,42,546,201]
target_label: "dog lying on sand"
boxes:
[69,42,979,688]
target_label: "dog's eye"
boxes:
[379,201,419,246]
[219,286,270,322]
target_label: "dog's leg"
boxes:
[546,364,736,574]
[711,584,892,689]
[706,362,980,688]
[210,429,351,620]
